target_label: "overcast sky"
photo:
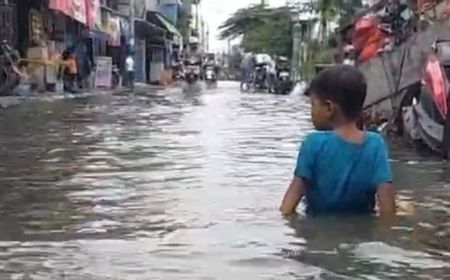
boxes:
[201,0,286,51]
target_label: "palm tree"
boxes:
[315,0,363,43]
[219,5,293,57]
[316,0,338,43]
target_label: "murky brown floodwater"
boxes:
[0,81,448,279]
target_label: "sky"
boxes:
[201,0,286,52]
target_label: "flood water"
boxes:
[0,81,449,279]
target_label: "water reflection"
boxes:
[0,82,448,279]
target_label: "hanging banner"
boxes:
[49,0,87,25]
[49,0,71,18]
[108,16,121,46]
[85,0,100,29]
[95,56,112,88]
[72,0,87,24]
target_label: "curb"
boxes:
[0,84,168,109]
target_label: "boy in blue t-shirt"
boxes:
[280,65,395,217]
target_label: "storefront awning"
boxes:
[134,19,165,39]
[147,12,182,44]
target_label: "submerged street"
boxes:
[0,82,449,279]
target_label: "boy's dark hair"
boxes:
[306,65,367,120]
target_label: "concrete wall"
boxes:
[361,19,450,108]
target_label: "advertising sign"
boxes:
[95,56,112,88]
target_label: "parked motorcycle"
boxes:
[401,40,450,156]
[0,40,21,96]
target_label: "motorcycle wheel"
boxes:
[240,82,250,92]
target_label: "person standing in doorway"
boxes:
[125,54,135,91]
[75,42,92,90]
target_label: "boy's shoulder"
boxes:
[364,131,387,146]
[304,130,333,139]
[300,131,333,153]
[303,130,386,149]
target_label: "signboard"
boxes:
[95,56,112,88]
[99,10,121,46]
[29,9,43,45]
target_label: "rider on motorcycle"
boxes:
[274,56,293,94]
[184,55,202,84]
[252,53,273,90]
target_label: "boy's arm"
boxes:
[377,183,396,217]
[280,177,306,216]
[281,133,316,216]
[373,135,395,218]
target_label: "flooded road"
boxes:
[0,81,449,279]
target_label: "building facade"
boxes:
[0,0,185,93]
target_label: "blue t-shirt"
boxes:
[295,131,392,215]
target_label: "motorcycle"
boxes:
[0,40,21,96]
[185,63,200,85]
[204,65,217,87]
[274,69,293,95]
[253,64,267,91]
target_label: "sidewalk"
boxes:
[0,84,167,109]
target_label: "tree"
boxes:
[219,5,293,58]
[316,0,363,42]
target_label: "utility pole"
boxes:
[129,0,135,53]
[183,0,192,57]
[195,2,200,39]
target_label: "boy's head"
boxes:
[305,65,367,130]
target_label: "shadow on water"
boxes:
[0,82,448,279]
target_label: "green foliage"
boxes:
[218,1,363,77]
[219,5,293,57]
[304,0,362,79]
[316,0,363,42]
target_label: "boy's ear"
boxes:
[324,100,335,114]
